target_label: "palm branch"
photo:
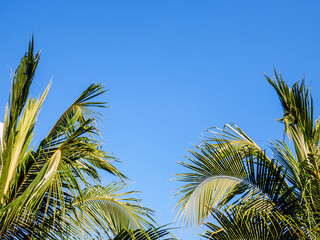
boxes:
[175,70,320,239]
[0,39,158,239]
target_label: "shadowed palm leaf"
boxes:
[112,225,176,240]
[175,70,320,239]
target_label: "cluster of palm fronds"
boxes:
[175,71,320,239]
[0,40,175,240]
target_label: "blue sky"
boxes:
[1,1,320,239]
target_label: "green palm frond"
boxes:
[202,207,295,240]
[175,70,320,239]
[174,136,297,228]
[206,123,268,157]
[46,83,106,140]
[0,39,162,240]
[270,140,302,187]
[112,225,176,240]
[265,70,314,140]
[68,182,156,237]
[40,83,125,181]
[0,37,43,201]
[2,37,39,147]
[33,182,157,239]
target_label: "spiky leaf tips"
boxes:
[0,39,173,240]
[175,71,320,239]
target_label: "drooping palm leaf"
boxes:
[174,134,297,228]
[0,40,162,240]
[175,70,320,239]
[202,206,296,240]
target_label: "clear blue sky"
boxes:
[1,1,320,239]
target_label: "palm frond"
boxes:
[113,225,177,240]
[202,206,296,240]
[174,133,298,228]
[67,182,156,237]
[0,39,159,239]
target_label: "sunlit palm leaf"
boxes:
[202,207,295,240]
[175,70,320,239]
[0,40,161,239]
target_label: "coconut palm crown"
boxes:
[0,39,165,240]
[175,70,320,239]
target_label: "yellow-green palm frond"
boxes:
[0,39,157,240]
[174,134,297,228]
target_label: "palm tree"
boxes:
[0,39,172,240]
[174,71,320,239]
